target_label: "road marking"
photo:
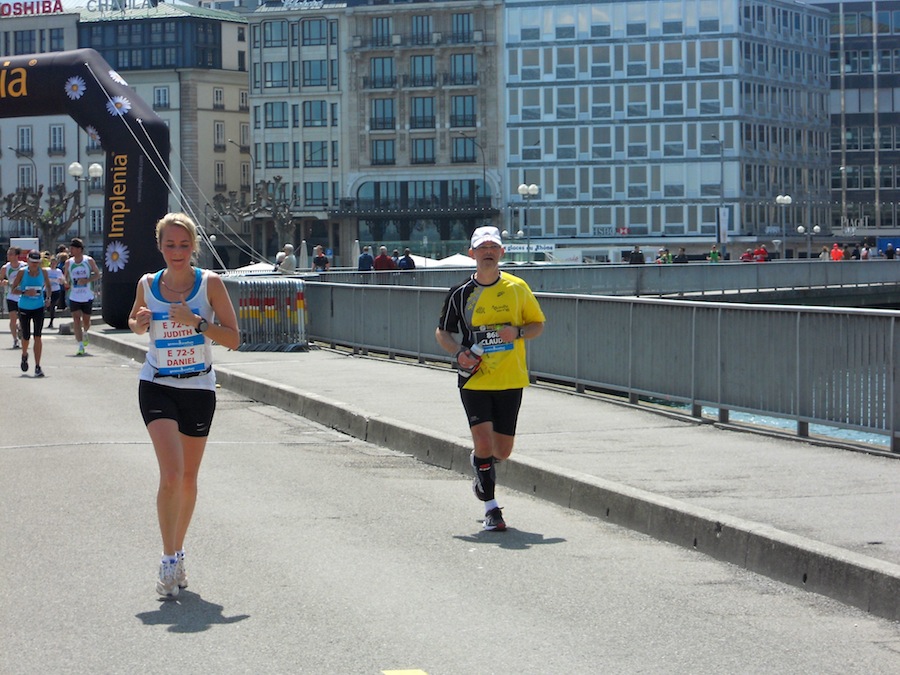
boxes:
[382,671,428,675]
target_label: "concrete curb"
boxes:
[93,331,900,622]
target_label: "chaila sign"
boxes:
[0,49,170,329]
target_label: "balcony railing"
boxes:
[330,196,497,218]
[370,117,396,130]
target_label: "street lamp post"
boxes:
[517,183,539,262]
[68,161,104,239]
[797,225,821,259]
[775,194,792,257]
[711,134,725,257]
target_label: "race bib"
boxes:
[473,326,514,354]
[151,311,207,376]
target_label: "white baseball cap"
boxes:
[471,226,503,249]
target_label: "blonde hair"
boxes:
[155,212,200,255]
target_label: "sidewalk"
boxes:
[88,325,900,621]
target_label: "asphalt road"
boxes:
[2,331,900,674]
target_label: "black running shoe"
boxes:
[34,366,44,378]
[483,507,506,531]
[20,353,28,372]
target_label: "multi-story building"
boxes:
[814,1,900,249]
[504,0,832,262]
[247,0,503,263]
[0,2,249,266]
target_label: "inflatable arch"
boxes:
[0,48,170,329]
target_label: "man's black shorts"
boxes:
[139,380,216,437]
[459,388,523,436]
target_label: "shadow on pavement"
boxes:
[135,591,250,633]
[454,528,567,550]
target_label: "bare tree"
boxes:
[2,183,82,250]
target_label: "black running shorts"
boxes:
[459,388,523,436]
[139,380,217,437]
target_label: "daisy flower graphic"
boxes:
[108,69,127,86]
[106,96,132,117]
[105,241,129,273]
[64,76,86,100]
[85,126,101,143]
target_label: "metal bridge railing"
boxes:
[303,280,900,453]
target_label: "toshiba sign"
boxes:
[0,1,65,16]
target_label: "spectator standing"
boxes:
[628,245,645,264]
[278,244,297,274]
[830,243,843,261]
[672,247,689,263]
[753,244,769,262]
[358,246,375,271]
[435,226,546,532]
[885,243,896,260]
[740,249,754,262]
[391,249,400,266]
[398,248,416,271]
[127,212,240,598]
[0,247,24,348]
[311,245,330,272]
[707,245,721,262]
[373,246,397,271]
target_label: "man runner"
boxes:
[64,238,101,355]
[435,226,546,531]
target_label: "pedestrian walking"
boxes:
[127,213,240,598]
[64,238,101,356]
[11,250,51,377]
[435,226,546,531]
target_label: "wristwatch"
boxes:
[195,317,209,334]
[517,326,526,339]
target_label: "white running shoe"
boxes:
[156,559,179,598]
[76,343,85,356]
[175,555,188,589]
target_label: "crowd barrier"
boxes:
[221,277,308,351]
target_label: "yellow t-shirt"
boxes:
[437,271,545,390]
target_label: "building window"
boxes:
[265,142,290,169]
[215,161,226,190]
[332,140,339,167]
[264,62,289,88]
[303,19,327,46]
[371,139,395,165]
[411,97,435,128]
[303,100,328,127]
[412,15,432,45]
[452,13,473,44]
[264,102,289,128]
[17,126,32,154]
[450,95,476,127]
[449,53,476,85]
[304,141,328,167]
[14,30,35,55]
[49,28,64,51]
[303,60,328,87]
[153,86,170,109]
[49,125,65,154]
[372,17,392,47]
[371,98,395,130]
[214,121,226,149]
[50,164,65,189]
[369,57,395,88]
[263,21,289,48]
[213,87,225,109]
[409,55,435,86]
[411,138,435,164]
[451,136,476,163]
[305,182,329,207]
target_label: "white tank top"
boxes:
[139,268,216,391]
[4,262,23,301]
